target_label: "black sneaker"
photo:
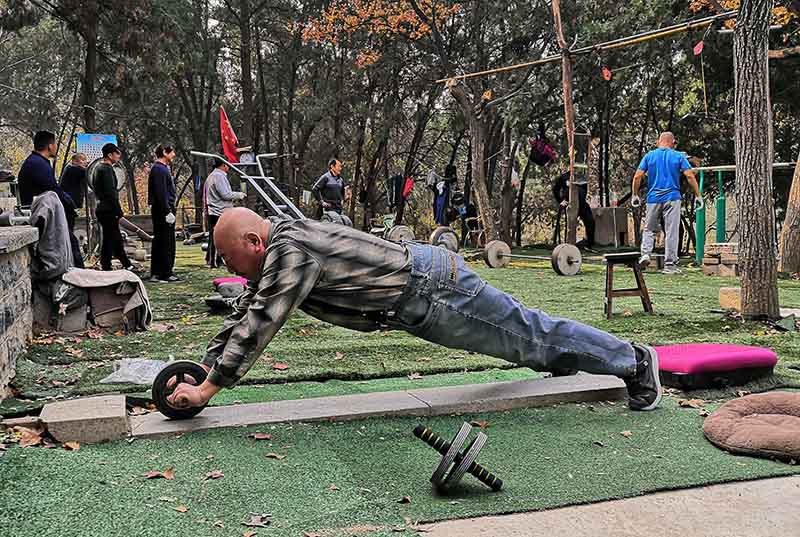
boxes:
[624,344,662,411]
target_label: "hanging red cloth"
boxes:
[402,176,415,198]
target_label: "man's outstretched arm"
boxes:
[170,243,322,407]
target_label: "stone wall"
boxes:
[0,227,38,401]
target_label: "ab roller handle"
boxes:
[152,360,209,420]
[414,424,503,491]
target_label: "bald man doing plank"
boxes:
[169,208,662,412]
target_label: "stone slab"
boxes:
[719,286,741,311]
[0,226,38,254]
[130,390,429,439]
[407,374,626,415]
[421,476,800,537]
[40,395,128,444]
[130,375,626,440]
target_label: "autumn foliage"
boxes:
[303,0,461,66]
[689,0,796,26]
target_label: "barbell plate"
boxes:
[429,226,459,253]
[551,243,582,276]
[443,432,488,489]
[483,240,511,268]
[386,225,415,242]
[430,422,472,487]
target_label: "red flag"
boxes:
[219,106,239,163]
[693,41,704,56]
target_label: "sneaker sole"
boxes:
[638,345,663,411]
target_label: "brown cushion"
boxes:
[703,391,800,461]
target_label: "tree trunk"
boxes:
[349,116,367,221]
[469,116,498,241]
[778,148,800,273]
[734,0,779,320]
[515,153,532,246]
[238,0,254,143]
[552,0,578,244]
[80,26,98,132]
[499,126,516,244]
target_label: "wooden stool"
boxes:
[603,252,653,319]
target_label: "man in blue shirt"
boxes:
[631,132,702,274]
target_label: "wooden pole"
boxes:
[435,11,739,84]
[552,0,578,244]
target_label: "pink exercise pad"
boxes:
[212,277,247,289]
[655,343,777,389]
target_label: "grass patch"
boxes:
[2,397,798,536]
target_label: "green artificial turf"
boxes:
[2,397,798,537]
[8,243,800,408]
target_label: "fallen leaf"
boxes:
[242,514,271,528]
[328,484,339,491]
[407,372,423,380]
[144,468,175,480]
[174,505,189,513]
[470,420,490,429]
[15,426,43,448]
[622,309,633,317]
[272,363,289,371]
[129,406,152,416]
[736,390,751,398]
[593,440,605,447]
[157,496,176,502]
[248,432,272,441]
[398,495,412,504]
[151,323,176,333]
[205,470,224,480]
[303,533,321,537]
[64,346,84,358]
[678,398,707,409]
[63,441,80,451]
[334,352,344,360]
[86,327,103,339]
[620,430,633,438]
[32,336,55,345]
[244,532,257,537]
[265,453,286,460]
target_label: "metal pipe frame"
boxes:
[190,151,305,220]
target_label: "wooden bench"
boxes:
[604,252,653,319]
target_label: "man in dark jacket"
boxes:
[93,143,133,271]
[18,131,84,266]
[312,159,349,215]
[147,144,178,282]
[59,152,88,268]
[552,171,595,248]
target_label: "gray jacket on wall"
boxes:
[30,191,74,280]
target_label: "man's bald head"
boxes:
[214,208,270,280]
[657,132,676,148]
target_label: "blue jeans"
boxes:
[388,243,636,377]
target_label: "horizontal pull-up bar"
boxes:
[694,162,796,172]
[435,11,739,84]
